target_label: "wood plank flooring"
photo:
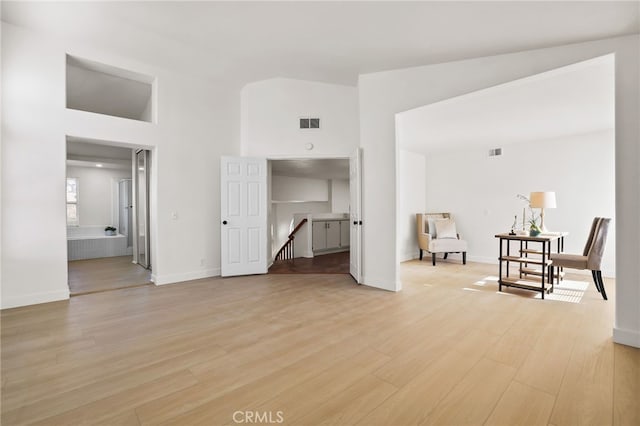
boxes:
[2,260,638,425]
[269,251,350,274]
[68,256,152,296]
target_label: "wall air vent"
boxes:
[488,148,503,157]
[299,117,321,129]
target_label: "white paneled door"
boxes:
[220,157,268,277]
[350,148,362,283]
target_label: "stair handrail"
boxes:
[274,218,308,261]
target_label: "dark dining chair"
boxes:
[550,217,611,300]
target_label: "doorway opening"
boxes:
[394,54,616,298]
[268,158,351,275]
[66,136,153,295]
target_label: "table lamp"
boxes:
[530,191,556,232]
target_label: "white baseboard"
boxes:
[467,255,497,264]
[153,268,221,286]
[399,251,419,262]
[313,247,349,256]
[613,327,640,348]
[1,288,70,310]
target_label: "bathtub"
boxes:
[67,226,133,261]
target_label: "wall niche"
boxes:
[66,55,155,123]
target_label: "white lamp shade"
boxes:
[530,191,556,208]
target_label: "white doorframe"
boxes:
[266,154,362,282]
[64,136,156,285]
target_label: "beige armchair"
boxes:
[416,213,468,266]
[550,217,611,300]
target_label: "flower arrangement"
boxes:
[516,194,541,235]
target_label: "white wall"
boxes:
[423,130,615,275]
[271,175,328,202]
[397,150,426,262]
[270,174,332,255]
[270,175,349,257]
[330,179,349,213]
[66,166,131,227]
[241,78,359,158]
[1,23,240,308]
[358,35,639,347]
[272,202,331,256]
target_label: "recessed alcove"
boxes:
[66,55,155,122]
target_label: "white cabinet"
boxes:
[326,221,341,248]
[312,221,328,250]
[339,219,350,247]
[312,220,350,252]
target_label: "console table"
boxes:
[495,233,568,299]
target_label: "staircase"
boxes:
[274,218,308,261]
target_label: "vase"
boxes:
[529,229,541,237]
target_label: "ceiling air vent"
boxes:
[488,148,502,157]
[299,117,320,129]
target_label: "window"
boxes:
[66,177,78,226]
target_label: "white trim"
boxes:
[399,251,419,262]
[1,289,70,310]
[153,268,221,286]
[313,247,349,256]
[266,155,349,161]
[467,255,498,264]
[613,327,640,348]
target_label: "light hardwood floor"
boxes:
[68,256,152,296]
[1,261,638,425]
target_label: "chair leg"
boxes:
[443,253,448,259]
[596,270,608,300]
[419,249,423,261]
[432,253,436,266]
[462,252,466,265]
[591,270,601,293]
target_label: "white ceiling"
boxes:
[67,137,133,160]
[2,1,638,87]
[67,137,133,169]
[397,55,615,155]
[272,159,349,180]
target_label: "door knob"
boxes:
[222,220,228,225]
[353,221,357,225]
